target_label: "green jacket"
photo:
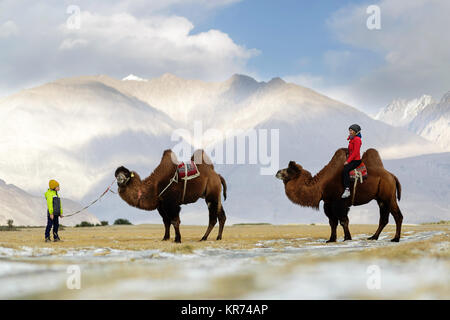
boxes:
[45,189,63,216]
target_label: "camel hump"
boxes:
[191,149,214,168]
[334,148,348,160]
[362,148,384,167]
[162,149,179,165]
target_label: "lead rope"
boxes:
[63,178,117,218]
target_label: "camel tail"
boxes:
[393,174,401,201]
[219,174,227,201]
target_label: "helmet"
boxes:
[49,179,59,190]
[349,124,361,133]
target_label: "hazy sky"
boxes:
[1,0,449,113]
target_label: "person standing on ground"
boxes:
[45,179,63,242]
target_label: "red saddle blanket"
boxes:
[350,162,368,181]
[177,161,200,180]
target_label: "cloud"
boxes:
[283,73,363,109]
[286,1,450,113]
[325,0,450,111]
[0,0,253,96]
[0,20,19,38]
[323,50,353,72]
[284,73,324,90]
[57,11,258,78]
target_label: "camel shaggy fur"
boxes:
[115,149,227,243]
[276,148,403,242]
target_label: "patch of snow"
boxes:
[122,74,148,81]
[0,230,446,299]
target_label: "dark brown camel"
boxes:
[115,149,227,243]
[276,148,403,242]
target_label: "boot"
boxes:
[341,188,351,198]
[45,237,51,242]
[53,234,61,242]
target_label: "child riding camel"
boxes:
[45,179,63,242]
[342,124,362,198]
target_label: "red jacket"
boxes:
[347,135,361,162]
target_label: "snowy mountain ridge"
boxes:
[122,74,148,82]
[375,91,450,151]
[374,94,434,127]
[0,74,447,224]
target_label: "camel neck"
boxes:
[286,177,322,209]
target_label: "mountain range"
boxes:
[0,178,100,226]
[374,92,450,151]
[0,73,448,225]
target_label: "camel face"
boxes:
[115,166,132,187]
[275,169,288,180]
[114,149,227,243]
[276,161,301,182]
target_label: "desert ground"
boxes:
[0,223,448,299]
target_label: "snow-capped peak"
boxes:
[440,91,450,104]
[374,94,434,127]
[122,74,148,82]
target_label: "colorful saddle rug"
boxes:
[177,161,200,180]
[350,162,367,182]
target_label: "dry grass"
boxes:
[2,223,449,300]
[0,223,448,260]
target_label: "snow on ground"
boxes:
[0,230,448,299]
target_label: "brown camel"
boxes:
[115,149,227,243]
[276,148,403,242]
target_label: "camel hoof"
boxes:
[391,238,400,242]
[367,236,378,240]
[326,239,336,243]
[174,239,181,243]
[216,236,222,240]
[162,238,170,241]
[344,237,352,241]
[199,238,207,241]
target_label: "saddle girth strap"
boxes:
[351,170,363,205]
[182,163,188,203]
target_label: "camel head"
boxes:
[115,166,139,188]
[276,161,302,182]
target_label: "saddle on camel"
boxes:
[115,149,227,243]
[276,124,403,243]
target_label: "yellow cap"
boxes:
[49,179,59,190]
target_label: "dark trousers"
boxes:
[45,214,60,238]
[342,160,362,188]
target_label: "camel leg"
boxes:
[157,206,171,241]
[216,204,226,240]
[390,201,403,242]
[171,216,181,243]
[162,218,171,241]
[327,218,338,243]
[368,201,389,240]
[167,204,182,243]
[324,202,338,243]
[340,216,352,241]
[200,201,218,241]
